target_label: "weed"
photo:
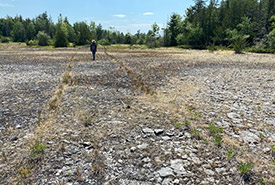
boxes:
[18,166,32,177]
[187,106,195,112]
[30,141,46,158]
[184,120,191,126]
[271,146,275,151]
[57,90,62,98]
[192,112,202,118]
[169,100,176,104]
[84,117,92,127]
[49,97,58,110]
[238,162,253,176]
[209,123,223,135]
[259,132,264,140]
[257,106,261,111]
[214,135,223,146]
[190,129,201,139]
[174,122,182,128]
[227,148,235,160]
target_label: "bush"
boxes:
[227,29,249,54]
[1,37,10,43]
[98,39,110,46]
[267,29,275,49]
[26,40,38,46]
[37,31,50,46]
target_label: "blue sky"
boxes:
[0,0,194,34]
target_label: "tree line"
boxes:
[0,12,159,47]
[163,0,275,52]
[0,0,275,53]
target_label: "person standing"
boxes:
[90,40,97,60]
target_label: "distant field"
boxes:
[0,44,274,184]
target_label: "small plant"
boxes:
[227,148,235,160]
[214,135,223,146]
[49,97,58,110]
[238,162,253,176]
[190,129,201,139]
[192,112,202,118]
[259,132,264,140]
[174,122,182,128]
[169,100,176,104]
[84,117,92,127]
[271,146,275,151]
[18,166,32,177]
[184,120,191,127]
[257,106,261,111]
[57,90,62,98]
[209,123,223,135]
[30,141,46,158]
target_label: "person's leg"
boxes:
[92,52,96,60]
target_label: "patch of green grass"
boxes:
[238,162,253,175]
[271,146,275,151]
[213,135,223,146]
[18,166,32,177]
[169,100,176,104]
[84,117,92,127]
[209,123,223,135]
[227,148,235,160]
[190,129,201,139]
[192,112,202,118]
[184,120,191,126]
[30,141,46,158]
[174,122,182,128]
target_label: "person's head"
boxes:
[92,40,96,44]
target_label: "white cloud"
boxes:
[0,3,14,7]
[113,14,126,18]
[143,12,154,16]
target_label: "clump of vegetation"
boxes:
[49,97,58,110]
[238,162,253,181]
[209,123,223,136]
[208,123,223,146]
[30,141,46,158]
[190,129,201,139]
[84,117,92,127]
[174,122,182,128]
[18,166,32,177]
[184,120,191,127]
[26,40,38,46]
[227,148,235,160]
[37,31,50,46]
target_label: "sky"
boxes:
[0,0,194,34]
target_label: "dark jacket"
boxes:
[90,42,97,52]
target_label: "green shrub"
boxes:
[209,123,223,135]
[238,162,253,175]
[1,37,10,43]
[30,141,46,158]
[98,39,110,46]
[26,40,38,46]
[37,31,50,46]
[227,148,235,160]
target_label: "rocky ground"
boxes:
[0,43,274,185]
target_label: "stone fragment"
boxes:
[158,167,174,177]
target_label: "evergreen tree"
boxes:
[54,15,68,47]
